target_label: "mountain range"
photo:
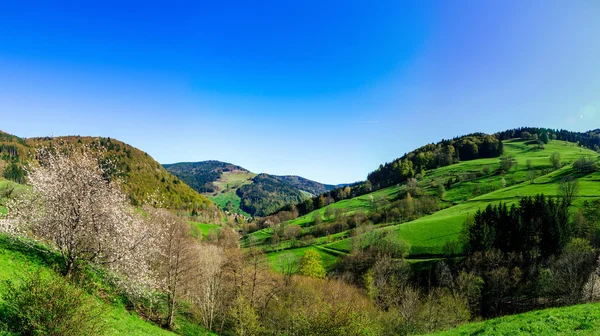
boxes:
[164,160,346,216]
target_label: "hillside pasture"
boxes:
[256,139,600,268]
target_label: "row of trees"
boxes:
[463,195,571,260]
[367,134,503,190]
[496,127,600,152]
[276,127,599,220]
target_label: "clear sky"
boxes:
[1,1,599,184]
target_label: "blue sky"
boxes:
[1,1,599,184]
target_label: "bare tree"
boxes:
[191,244,225,331]
[406,178,420,196]
[558,176,580,206]
[549,152,562,170]
[526,170,537,184]
[499,156,516,173]
[148,207,200,329]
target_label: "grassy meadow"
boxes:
[209,171,255,216]
[432,303,600,335]
[249,140,600,266]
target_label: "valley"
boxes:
[1,127,600,335]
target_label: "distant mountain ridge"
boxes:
[275,175,339,195]
[164,160,343,216]
[162,160,248,193]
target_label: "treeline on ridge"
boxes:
[275,127,600,219]
[496,127,600,151]
[163,160,248,193]
[0,132,220,220]
[367,133,503,190]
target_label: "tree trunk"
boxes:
[167,292,175,329]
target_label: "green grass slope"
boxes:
[0,235,176,336]
[210,171,256,216]
[251,139,600,267]
[430,303,600,335]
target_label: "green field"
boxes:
[208,171,255,216]
[252,140,600,267]
[265,246,340,272]
[189,221,220,239]
[431,303,600,335]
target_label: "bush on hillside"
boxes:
[573,156,599,173]
[0,270,106,336]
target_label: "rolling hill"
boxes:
[0,131,221,222]
[164,160,340,217]
[243,130,600,271]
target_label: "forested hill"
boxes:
[236,173,306,216]
[164,160,340,217]
[0,132,220,221]
[276,175,338,195]
[0,131,33,184]
[367,133,503,190]
[163,160,248,193]
[277,127,600,218]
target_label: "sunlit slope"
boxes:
[253,139,599,264]
[210,171,256,216]
[23,136,219,218]
[0,235,178,336]
[430,302,600,336]
[327,140,599,257]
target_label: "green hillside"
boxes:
[0,133,221,222]
[162,160,249,193]
[0,234,180,336]
[210,170,256,216]
[165,160,338,217]
[431,303,600,335]
[247,138,600,265]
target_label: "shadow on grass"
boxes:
[0,234,62,272]
[539,169,592,185]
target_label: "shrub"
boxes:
[0,270,106,336]
[573,157,599,173]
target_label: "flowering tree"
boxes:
[7,145,156,281]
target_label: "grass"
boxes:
[0,234,214,336]
[189,221,220,238]
[431,303,600,335]
[208,171,255,216]
[266,246,339,272]
[252,140,600,268]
